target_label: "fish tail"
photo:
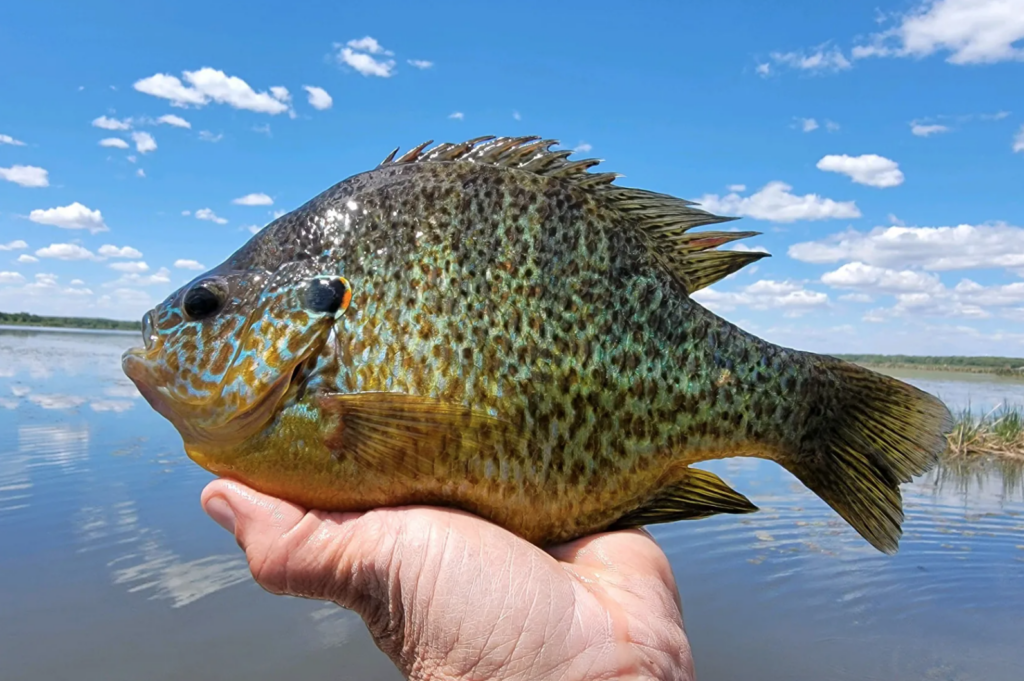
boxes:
[781,358,953,554]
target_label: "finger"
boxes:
[200,479,391,607]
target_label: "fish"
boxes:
[122,135,953,553]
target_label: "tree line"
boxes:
[0,311,141,331]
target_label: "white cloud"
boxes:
[92,116,132,131]
[339,49,395,76]
[271,209,286,219]
[821,262,943,294]
[252,124,271,136]
[727,184,746,192]
[573,142,593,154]
[127,155,137,163]
[513,110,522,121]
[1014,124,1024,153]
[853,0,1024,65]
[232,192,273,206]
[35,243,98,261]
[134,68,292,114]
[0,134,26,146]
[198,130,222,143]
[194,208,227,224]
[109,261,149,273]
[789,222,1024,274]
[69,279,84,285]
[174,259,205,270]
[29,203,107,232]
[346,36,390,54]
[911,122,950,137]
[17,254,38,264]
[695,181,860,223]
[0,272,25,284]
[337,36,396,77]
[448,111,464,120]
[0,240,27,251]
[0,165,49,188]
[799,117,819,132]
[98,244,142,258]
[132,73,206,106]
[303,85,333,110]
[692,279,830,317]
[131,131,157,154]
[824,262,1024,321]
[816,154,904,188]
[825,120,841,132]
[0,272,148,318]
[756,62,771,76]
[407,59,433,69]
[246,225,263,234]
[106,267,171,287]
[270,86,291,102]
[952,279,1024,307]
[99,137,129,148]
[137,168,145,178]
[839,292,874,303]
[156,114,191,129]
[769,45,852,73]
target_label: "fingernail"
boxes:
[205,496,236,534]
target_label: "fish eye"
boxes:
[182,280,226,321]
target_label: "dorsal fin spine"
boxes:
[379,136,768,293]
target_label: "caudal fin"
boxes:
[783,359,953,554]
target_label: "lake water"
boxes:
[1,328,1022,681]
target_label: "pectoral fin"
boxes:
[610,468,758,530]
[319,392,524,477]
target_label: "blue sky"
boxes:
[1,0,1022,355]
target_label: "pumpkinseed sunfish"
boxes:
[122,136,952,553]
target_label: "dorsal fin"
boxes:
[378,136,769,294]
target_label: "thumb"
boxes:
[200,479,397,612]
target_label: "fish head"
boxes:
[122,261,351,450]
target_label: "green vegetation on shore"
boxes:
[946,405,1024,461]
[0,311,140,331]
[836,354,1024,377]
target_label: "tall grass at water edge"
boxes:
[945,403,1024,460]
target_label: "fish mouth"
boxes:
[121,318,329,448]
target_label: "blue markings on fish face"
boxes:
[122,260,352,447]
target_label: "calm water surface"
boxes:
[1,328,1022,681]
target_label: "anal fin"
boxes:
[610,468,758,530]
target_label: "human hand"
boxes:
[201,479,696,681]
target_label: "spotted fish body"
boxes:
[124,136,953,553]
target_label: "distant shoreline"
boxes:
[0,312,140,332]
[857,363,1024,378]
[835,354,1024,378]
[0,324,138,336]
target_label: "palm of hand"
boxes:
[203,480,695,681]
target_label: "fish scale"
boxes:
[123,135,952,553]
